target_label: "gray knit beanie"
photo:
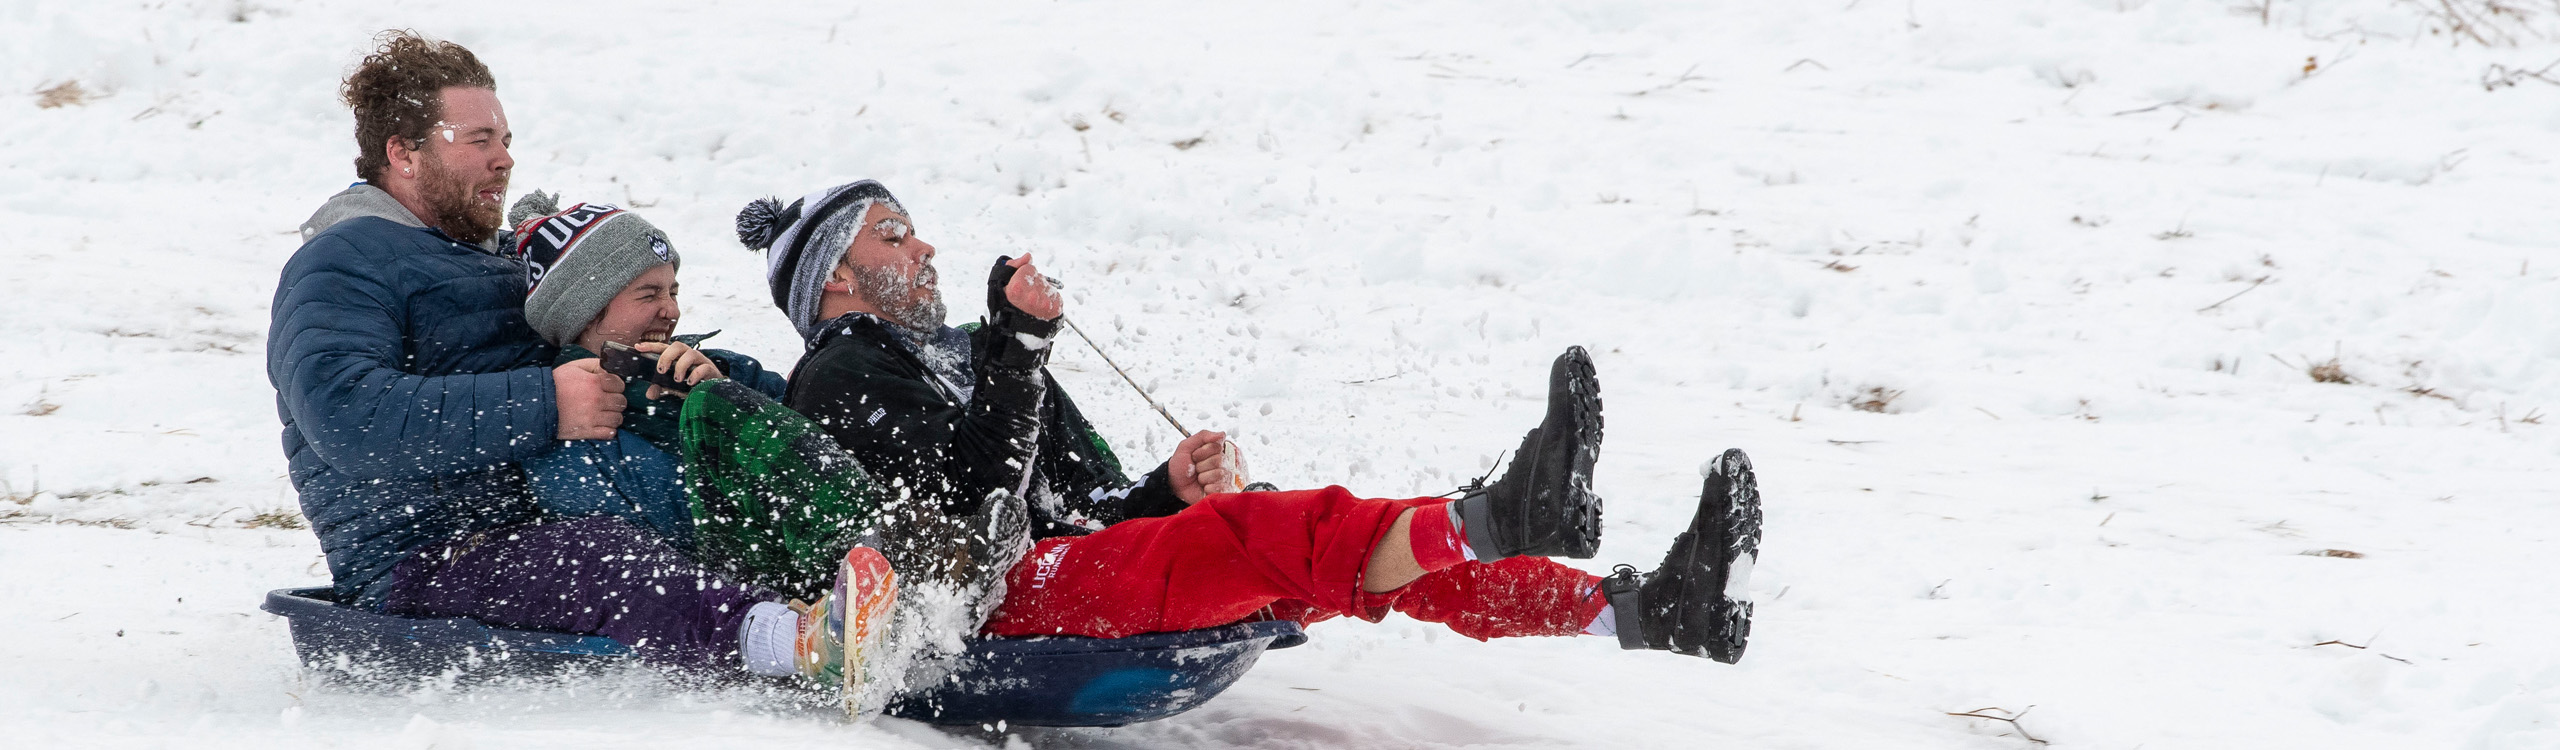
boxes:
[508,196,680,347]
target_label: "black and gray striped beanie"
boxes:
[734,180,904,341]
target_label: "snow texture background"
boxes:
[4,0,2558,747]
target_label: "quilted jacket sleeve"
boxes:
[268,234,558,480]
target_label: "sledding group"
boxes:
[269,31,1764,714]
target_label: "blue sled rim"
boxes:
[261,586,1303,727]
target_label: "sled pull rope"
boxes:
[1060,315,1190,438]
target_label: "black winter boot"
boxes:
[953,489,1033,625]
[1453,346,1605,561]
[1601,448,1761,663]
[865,488,1031,624]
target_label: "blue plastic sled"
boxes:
[261,587,1304,727]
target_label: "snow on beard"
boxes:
[417,152,504,245]
[855,257,946,338]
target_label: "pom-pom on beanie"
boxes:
[513,201,680,347]
[734,180,903,341]
[508,190,562,229]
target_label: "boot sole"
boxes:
[1464,346,1605,560]
[837,546,902,718]
[1691,449,1760,663]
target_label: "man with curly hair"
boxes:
[271,34,983,694]
[305,31,512,248]
[269,30,634,619]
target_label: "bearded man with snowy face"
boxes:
[735,183,1765,665]
[736,180,1237,538]
[832,202,949,338]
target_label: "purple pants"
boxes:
[381,516,775,671]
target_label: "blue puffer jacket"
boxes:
[268,187,558,608]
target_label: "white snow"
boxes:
[6,0,2560,747]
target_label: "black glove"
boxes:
[981,256,1060,372]
[985,255,1061,340]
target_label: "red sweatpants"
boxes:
[979,486,1608,641]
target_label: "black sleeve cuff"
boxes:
[978,317,1058,372]
[1121,462,1190,520]
[995,310,1060,340]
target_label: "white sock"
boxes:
[738,601,801,676]
[1582,604,1617,637]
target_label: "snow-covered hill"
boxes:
[4,1,2556,747]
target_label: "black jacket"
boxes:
[783,313,1185,537]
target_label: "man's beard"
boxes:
[855,259,947,338]
[416,154,504,245]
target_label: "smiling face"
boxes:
[401,86,513,244]
[574,263,680,355]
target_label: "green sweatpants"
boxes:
[679,379,887,600]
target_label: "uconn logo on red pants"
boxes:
[1028,543,1072,590]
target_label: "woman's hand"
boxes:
[634,341,723,400]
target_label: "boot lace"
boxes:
[1433,450,1508,499]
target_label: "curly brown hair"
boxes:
[340,30,496,183]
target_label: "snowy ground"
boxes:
[6,0,2559,747]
